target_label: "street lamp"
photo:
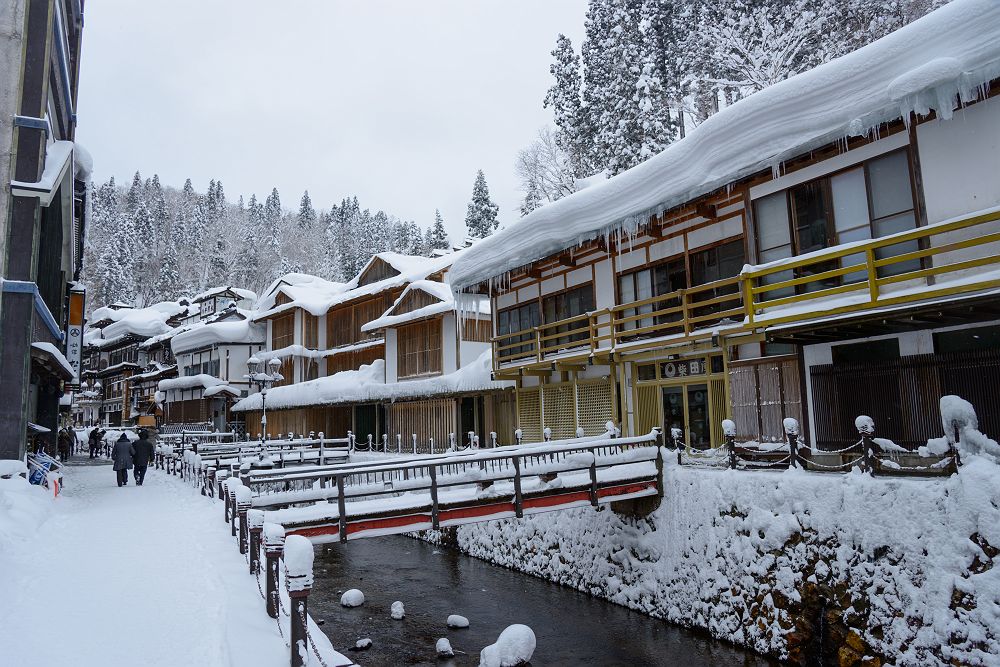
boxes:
[245,356,284,451]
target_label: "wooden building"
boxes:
[448,11,1000,451]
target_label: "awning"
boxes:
[31,342,75,381]
[10,140,74,206]
[27,422,51,434]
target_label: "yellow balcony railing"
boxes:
[742,208,1000,327]
[492,208,1000,370]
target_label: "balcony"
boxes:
[492,207,1000,371]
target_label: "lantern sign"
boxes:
[65,285,86,389]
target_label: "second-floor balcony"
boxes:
[493,207,1000,370]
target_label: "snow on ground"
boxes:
[0,461,354,667]
[443,454,1000,665]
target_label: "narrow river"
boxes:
[310,535,779,666]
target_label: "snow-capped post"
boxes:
[194,454,203,491]
[468,431,475,449]
[448,433,456,451]
[367,434,373,451]
[722,420,738,470]
[348,431,355,452]
[284,534,314,667]
[429,437,435,455]
[576,426,586,439]
[784,418,801,468]
[856,415,877,474]
[606,421,618,439]
[228,480,241,537]
[515,428,523,446]
[236,486,252,555]
[263,522,285,619]
[941,395,971,471]
[396,434,402,454]
[336,475,348,544]
[318,432,325,466]
[205,466,216,498]
[248,509,264,574]
[382,434,388,453]
[216,469,230,504]
[473,434,480,449]
[490,431,498,448]
[588,448,599,506]
[543,427,552,442]
[411,433,417,455]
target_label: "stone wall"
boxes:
[429,457,1000,665]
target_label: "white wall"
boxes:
[918,95,1000,224]
[442,312,458,374]
[384,328,398,383]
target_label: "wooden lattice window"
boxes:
[271,312,295,350]
[302,313,319,350]
[542,384,575,439]
[462,318,492,343]
[397,318,443,378]
[577,380,612,436]
[517,388,541,442]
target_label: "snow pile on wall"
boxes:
[448,458,1000,664]
[98,301,189,339]
[170,319,264,354]
[449,0,1000,289]
[159,374,226,392]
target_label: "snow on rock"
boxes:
[447,614,469,628]
[354,638,372,650]
[340,588,365,607]
[445,459,1000,664]
[390,600,405,620]
[449,0,1000,290]
[435,637,454,657]
[479,624,536,667]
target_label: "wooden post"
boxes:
[950,419,963,472]
[512,456,523,518]
[396,434,402,454]
[206,467,216,498]
[336,475,347,544]
[588,455,598,506]
[263,522,285,619]
[429,465,440,530]
[228,482,240,537]
[412,433,417,455]
[217,470,230,507]
[318,432,325,466]
[284,535,314,667]
[857,416,877,474]
[248,509,264,573]
[723,419,738,470]
[236,486,252,554]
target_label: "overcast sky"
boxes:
[76,0,588,243]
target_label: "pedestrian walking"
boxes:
[132,429,154,486]
[111,433,134,487]
[57,429,71,462]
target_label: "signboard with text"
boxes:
[65,286,85,389]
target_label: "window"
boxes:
[497,302,541,358]
[753,148,917,290]
[619,260,685,333]
[272,312,295,349]
[397,318,443,378]
[689,240,746,320]
[542,284,595,347]
[934,325,1000,354]
[462,318,492,343]
[302,313,319,350]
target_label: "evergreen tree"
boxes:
[544,34,593,177]
[464,170,500,239]
[297,190,316,229]
[520,179,543,217]
[427,209,449,251]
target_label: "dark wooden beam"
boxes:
[696,203,717,220]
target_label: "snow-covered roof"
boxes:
[158,374,226,392]
[129,362,177,382]
[203,384,240,398]
[449,0,1000,289]
[192,286,257,304]
[361,280,489,332]
[231,349,510,412]
[171,319,265,354]
[31,342,75,378]
[255,273,347,319]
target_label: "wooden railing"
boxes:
[493,209,1000,368]
[743,208,1000,327]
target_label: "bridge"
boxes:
[217,430,662,544]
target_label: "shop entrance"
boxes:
[633,353,727,449]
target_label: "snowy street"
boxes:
[0,459,351,667]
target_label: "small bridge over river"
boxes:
[186,431,662,544]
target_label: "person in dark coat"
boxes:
[57,429,71,462]
[88,428,101,458]
[132,430,155,486]
[111,433,134,487]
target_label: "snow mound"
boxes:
[447,614,469,628]
[354,638,372,650]
[390,600,405,620]
[283,535,314,591]
[436,637,454,657]
[340,589,365,607]
[479,624,536,667]
[940,395,1000,462]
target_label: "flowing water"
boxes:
[310,535,779,667]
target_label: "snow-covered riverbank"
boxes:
[433,455,1000,665]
